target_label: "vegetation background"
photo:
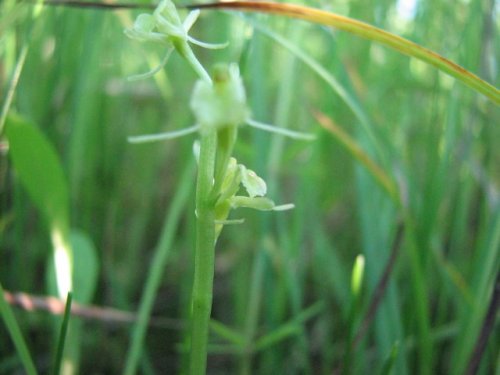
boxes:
[0,0,498,373]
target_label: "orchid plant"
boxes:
[125,1,314,373]
[128,62,313,235]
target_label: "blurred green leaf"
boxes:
[70,230,99,304]
[0,283,37,375]
[5,112,69,233]
[47,229,99,304]
[53,292,73,375]
[379,342,399,375]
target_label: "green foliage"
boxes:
[0,282,37,375]
[5,113,69,233]
[47,230,99,304]
[70,231,99,304]
[1,0,498,374]
[53,292,73,375]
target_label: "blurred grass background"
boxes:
[1,0,498,373]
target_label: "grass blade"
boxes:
[253,302,324,352]
[379,342,399,375]
[0,282,37,375]
[53,292,73,375]
[195,1,499,104]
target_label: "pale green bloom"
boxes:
[126,62,303,237]
[129,63,315,143]
[190,64,249,134]
[125,0,227,82]
[217,157,293,213]
[214,157,294,238]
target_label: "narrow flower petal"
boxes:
[246,119,316,140]
[230,196,276,211]
[182,9,200,31]
[187,36,229,49]
[214,218,245,225]
[272,203,295,211]
[128,124,200,143]
[126,48,174,81]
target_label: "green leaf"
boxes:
[53,292,73,375]
[71,230,99,304]
[5,113,69,233]
[0,283,37,375]
[46,230,99,304]
[379,342,400,375]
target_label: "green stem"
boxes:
[189,130,217,375]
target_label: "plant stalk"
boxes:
[189,130,217,375]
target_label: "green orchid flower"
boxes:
[125,0,227,82]
[128,63,309,238]
[213,156,294,238]
[128,63,316,143]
